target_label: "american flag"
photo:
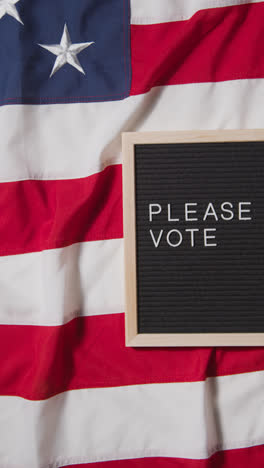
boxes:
[0,0,264,467]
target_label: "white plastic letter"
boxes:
[238,202,252,221]
[203,203,218,221]
[185,228,199,247]
[221,202,234,221]
[150,229,163,248]
[168,204,179,222]
[167,229,183,247]
[149,204,162,222]
[185,203,198,221]
[204,228,217,247]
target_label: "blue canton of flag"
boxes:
[0,0,131,105]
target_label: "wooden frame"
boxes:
[122,129,264,347]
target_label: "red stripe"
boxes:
[63,444,264,468]
[1,313,264,400]
[130,3,264,95]
[0,164,122,256]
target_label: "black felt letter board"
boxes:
[135,142,264,334]
[122,131,264,346]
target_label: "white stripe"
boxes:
[1,79,264,182]
[0,239,124,326]
[131,0,262,24]
[1,371,264,467]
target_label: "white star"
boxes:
[39,23,95,78]
[0,0,23,24]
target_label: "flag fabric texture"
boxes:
[0,0,264,467]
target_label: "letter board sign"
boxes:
[122,130,264,346]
